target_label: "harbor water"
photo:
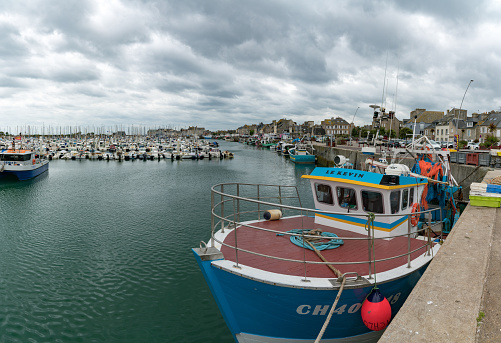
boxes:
[0,142,315,343]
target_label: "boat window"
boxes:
[361,191,384,214]
[315,183,333,205]
[409,188,414,204]
[0,154,30,162]
[390,190,401,214]
[402,189,409,210]
[337,187,357,210]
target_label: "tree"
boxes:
[399,127,413,139]
[485,135,499,147]
[489,123,497,135]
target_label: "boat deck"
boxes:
[220,216,433,278]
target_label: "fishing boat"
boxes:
[193,137,462,342]
[0,149,49,181]
[289,144,316,164]
[280,142,295,156]
[259,139,276,148]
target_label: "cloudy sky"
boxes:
[0,0,499,132]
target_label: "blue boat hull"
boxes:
[290,154,316,164]
[0,163,49,181]
[193,249,428,342]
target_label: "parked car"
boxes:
[441,141,455,149]
[389,140,401,148]
[382,140,399,147]
[426,140,441,150]
[467,142,480,150]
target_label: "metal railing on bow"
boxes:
[210,182,442,282]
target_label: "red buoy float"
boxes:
[361,288,392,331]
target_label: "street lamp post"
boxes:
[455,80,474,147]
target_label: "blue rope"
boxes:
[277,229,344,251]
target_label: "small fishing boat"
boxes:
[289,144,316,164]
[259,139,276,148]
[193,137,462,342]
[280,143,295,156]
[0,149,49,180]
[222,150,234,159]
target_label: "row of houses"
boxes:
[236,117,354,138]
[146,107,501,144]
[147,126,209,137]
[404,108,501,143]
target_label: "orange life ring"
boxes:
[410,203,419,226]
[32,159,35,165]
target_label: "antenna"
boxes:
[390,57,400,140]
[381,51,389,109]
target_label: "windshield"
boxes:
[0,153,31,162]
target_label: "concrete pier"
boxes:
[379,170,501,342]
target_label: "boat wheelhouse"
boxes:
[303,167,427,238]
[0,149,49,181]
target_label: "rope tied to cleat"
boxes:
[277,229,344,251]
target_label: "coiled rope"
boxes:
[278,229,343,251]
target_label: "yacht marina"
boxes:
[0,136,233,164]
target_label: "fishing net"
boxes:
[490,176,501,185]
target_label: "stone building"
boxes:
[411,108,445,123]
[404,109,444,137]
[321,117,351,136]
[186,126,205,136]
[236,124,257,136]
[275,118,296,135]
[445,108,467,121]
[477,112,501,143]
[433,118,464,142]
[464,117,480,141]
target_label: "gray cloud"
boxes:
[0,0,498,131]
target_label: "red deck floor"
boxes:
[220,216,433,278]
